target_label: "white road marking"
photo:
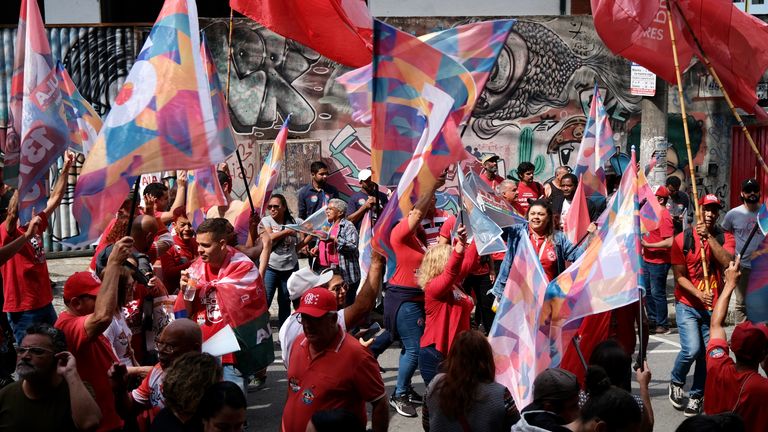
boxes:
[649,335,681,348]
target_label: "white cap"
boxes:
[357,169,372,182]
[287,268,334,300]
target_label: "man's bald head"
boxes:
[157,318,203,368]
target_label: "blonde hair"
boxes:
[417,244,453,289]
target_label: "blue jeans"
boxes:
[642,260,671,327]
[264,267,296,327]
[395,301,424,396]
[671,302,711,398]
[418,345,444,388]
[222,364,247,396]
[8,303,57,345]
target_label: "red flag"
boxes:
[591,0,694,84]
[560,312,611,385]
[562,176,592,244]
[230,0,372,67]
[672,0,768,119]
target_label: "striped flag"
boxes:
[57,63,103,155]
[67,0,236,247]
[186,166,228,228]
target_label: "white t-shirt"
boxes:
[278,310,346,369]
[104,313,133,367]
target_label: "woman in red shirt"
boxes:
[417,224,476,386]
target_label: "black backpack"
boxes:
[682,225,725,256]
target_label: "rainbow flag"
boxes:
[57,62,102,155]
[233,115,290,245]
[573,83,615,210]
[489,234,550,409]
[67,0,236,247]
[337,20,513,130]
[544,151,642,367]
[8,0,71,223]
[284,206,330,240]
[186,165,227,228]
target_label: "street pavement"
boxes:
[46,256,736,431]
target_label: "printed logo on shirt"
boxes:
[310,195,318,203]
[29,234,45,264]
[709,347,726,359]
[547,250,557,262]
[201,289,224,324]
[301,388,315,405]
[358,198,365,206]
[289,377,300,393]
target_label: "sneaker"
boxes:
[655,326,672,335]
[684,396,703,417]
[406,387,423,405]
[389,394,418,417]
[669,382,686,410]
[247,375,267,392]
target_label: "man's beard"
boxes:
[485,166,498,174]
[16,361,50,382]
[745,195,760,204]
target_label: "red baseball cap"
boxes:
[699,194,723,208]
[63,271,102,303]
[296,287,337,318]
[731,321,768,363]
[655,185,670,198]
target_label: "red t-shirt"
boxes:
[421,209,449,247]
[389,218,426,288]
[530,232,558,281]
[479,173,505,190]
[132,363,164,431]
[439,215,489,276]
[670,230,735,309]
[159,235,198,295]
[642,208,674,264]
[516,181,543,215]
[283,330,386,432]
[0,213,51,312]
[704,338,768,431]
[195,265,235,364]
[55,311,123,432]
[421,250,475,355]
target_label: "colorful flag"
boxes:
[337,20,514,127]
[489,234,550,409]
[747,234,768,323]
[67,0,236,247]
[544,151,642,367]
[573,83,615,211]
[284,206,330,240]
[230,0,372,67]
[637,167,663,233]
[758,203,768,236]
[457,166,506,256]
[186,165,228,229]
[672,0,768,119]
[8,0,71,222]
[357,211,373,290]
[461,167,525,229]
[57,62,103,155]
[370,21,474,272]
[233,115,290,245]
[591,0,694,84]
[562,176,591,244]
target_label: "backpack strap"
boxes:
[683,227,694,256]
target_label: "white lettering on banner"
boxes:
[256,326,272,344]
[21,182,42,203]
[32,69,60,110]
[18,126,64,175]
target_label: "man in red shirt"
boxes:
[669,194,735,417]
[515,161,543,215]
[641,186,675,334]
[704,257,768,431]
[479,153,504,190]
[55,236,134,432]
[160,210,198,294]
[2,155,72,345]
[283,287,388,432]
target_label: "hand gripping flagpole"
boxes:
[226,8,256,216]
[671,1,768,177]
[667,6,713,302]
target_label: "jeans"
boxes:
[418,345,444,388]
[671,302,711,398]
[642,260,671,328]
[370,329,393,358]
[264,267,296,327]
[394,301,424,396]
[222,364,247,396]
[8,303,57,345]
[732,266,751,323]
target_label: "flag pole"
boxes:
[125,177,141,237]
[671,1,768,177]
[667,6,713,300]
[225,8,256,216]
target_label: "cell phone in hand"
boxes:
[359,322,382,341]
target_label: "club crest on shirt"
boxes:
[709,347,726,359]
[289,377,300,393]
[310,195,318,203]
[547,250,557,261]
[301,388,315,405]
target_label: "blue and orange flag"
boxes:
[233,115,291,245]
[57,62,103,155]
[68,0,236,247]
[746,203,768,323]
[573,83,616,211]
[8,0,72,222]
[186,166,227,229]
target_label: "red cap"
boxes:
[655,185,670,198]
[699,194,723,208]
[295,287,337,317]
[731,321,768,363]
[63,271,102,303]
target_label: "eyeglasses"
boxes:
[267,205,281,209]
[154,338,176,354]
[296,312,335,324]
[17,346,55,357]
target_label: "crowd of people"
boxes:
[0,152,764,432]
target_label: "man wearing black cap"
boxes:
[722,178,764,323]
[479,154,504,190]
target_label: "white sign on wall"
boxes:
[631,62,657,97]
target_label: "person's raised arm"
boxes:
[44,152,75,218]
[344,251,385,328]
[160,170,187,225]
[85,237,133,339]
[711,257,740,341]
[407,172,446,231]
[0,215,41,265]
[57,351,102,431]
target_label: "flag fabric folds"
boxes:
[562,176,591,244]
[233,115,290,245]
[9,0,71,222]
[357,211,373,292]
[457,167,507,256]
[573,84,615,211]
[637,167,663,233]
[68,0,236,247]
[758,203,768,236]
[186,165,228,229]
[748,234,768,324]
[489,234,550,409]
[229,0,372,67]
[284,206,330,240]
[57,62,103,155]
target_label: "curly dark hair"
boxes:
[434,330,495,419]
[25,323,67,353]
[163,352,222,418]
